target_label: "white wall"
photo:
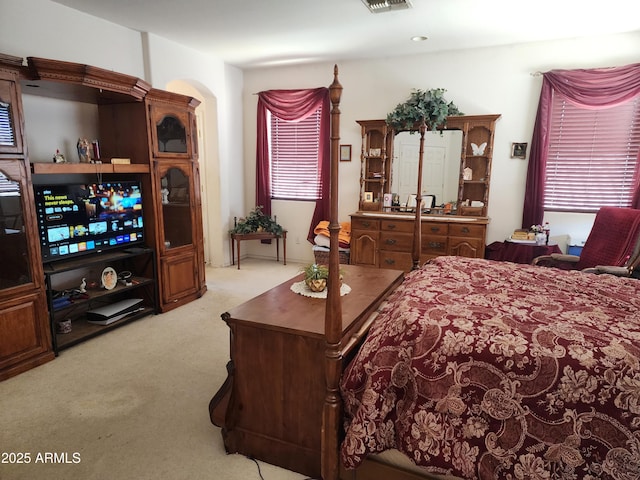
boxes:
[0,0,144,77]
[3,0,639,264]
[143,34,245,267]
[0,0,245,267]
[243,32,640,257]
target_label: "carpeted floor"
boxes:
[0,258,310,480]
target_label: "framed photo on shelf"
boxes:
[364,191,374,203]
[511,142,528,159]
[340,144,352,162]
[406,194,417,210]
[423,195,435,211]
[101,267,117,290]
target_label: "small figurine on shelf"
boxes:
[544,221,551,245]
[161,187,170,204]
[52,149,66,163]
[79,277,87,293]
[463,167,473,181]
[77,138,91,163]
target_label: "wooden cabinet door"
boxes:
[351,231,379,267]
[449,236,485,258]
[160,253,199,307]
[0,290,53,381]
[154,159,205,311]
[149,104,194,158]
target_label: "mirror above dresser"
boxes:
[356,115,500,218]
[351,115,500,271]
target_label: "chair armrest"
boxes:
[532,253,580,266]
[589,265,631,276]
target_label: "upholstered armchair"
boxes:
[532,207,640,277]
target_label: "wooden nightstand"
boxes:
[209,265,404,478]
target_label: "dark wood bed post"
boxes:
[322,65,343,480]
[411,120,427,270]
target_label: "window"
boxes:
[268,104,322,201]
[544,95,640,212]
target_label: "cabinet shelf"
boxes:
[55,306,154,351]
[31,162,150,175]
[51,276,154,312]
[44,247,158,354]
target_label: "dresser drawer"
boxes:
[379,250,413,271]
[449,223,484,238]
[380,232,413,251]
[352,217,380,231]
[422,222,449,236]
[421,235,448,256]
[381,219,413,233]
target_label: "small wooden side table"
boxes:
[229,231,287,269]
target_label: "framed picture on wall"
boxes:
[511,142,528,159]
[340,144,352,162]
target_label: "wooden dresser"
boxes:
[209,265,404,478]
[350,212,489,272]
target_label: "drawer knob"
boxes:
[388,224,396,229]
[384,259,395,265]
[363,221,371,228]
[385,239,397,245]
[461,227,470,234]
[430,227,439,232]
[429,242,443,248]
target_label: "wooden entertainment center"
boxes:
[0,52,206,380]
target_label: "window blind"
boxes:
[269,106,322,201]
[544,94,640,212]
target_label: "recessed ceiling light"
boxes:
[411,36,428,42]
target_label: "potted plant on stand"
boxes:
[229,206,284,235]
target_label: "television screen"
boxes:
[34,181,145,263]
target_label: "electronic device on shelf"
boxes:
[33,181,146,263]
[86,298,144,325]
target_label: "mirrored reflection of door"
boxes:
[392,131,462,207]
[161,166,192,249]
[0,169,31,289]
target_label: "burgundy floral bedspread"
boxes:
[340,256,640,480]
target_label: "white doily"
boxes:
[290,281,351,298]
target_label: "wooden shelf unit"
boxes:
[44,248,158,353]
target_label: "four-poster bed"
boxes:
[211,66,640,480]
[320,67,640,480]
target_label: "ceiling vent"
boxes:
[361,0,413,13]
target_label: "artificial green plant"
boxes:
[386,88,463,132]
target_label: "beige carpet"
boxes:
[0,258,311,480]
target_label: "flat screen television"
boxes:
[34,181,145,263]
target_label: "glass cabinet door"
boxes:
[0,75,23,154]
[161,166,193,249]
[156,115,187,153]
[151,105,192,157]
[0,169,32,289]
